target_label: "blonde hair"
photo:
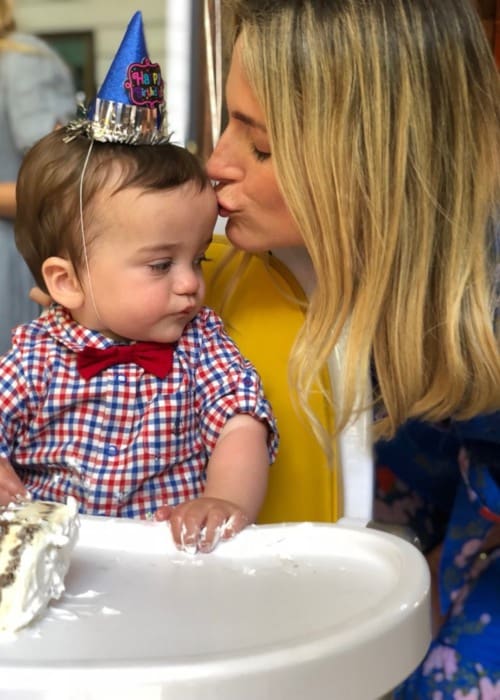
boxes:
[0,0,40,53]
[228,0,500,441]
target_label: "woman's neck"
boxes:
[271,246,316,298]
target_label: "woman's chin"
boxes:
[225,220,269,253]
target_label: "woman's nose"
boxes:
[206,130,244,183]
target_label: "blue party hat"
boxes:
[66,11,167,144]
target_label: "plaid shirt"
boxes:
[0,305,278,518]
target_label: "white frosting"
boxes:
[0,497,79,633]
[178,514,239,554]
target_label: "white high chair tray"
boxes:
[0,517,431,700]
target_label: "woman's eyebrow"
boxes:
[231,110,267,132]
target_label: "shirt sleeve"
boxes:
[0,349,31,459]
[436,412,500,611]
[188,308,279,463]
[451,412,500,517]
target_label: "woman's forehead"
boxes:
[226,43,268,132]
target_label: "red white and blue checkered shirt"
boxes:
[0,304,278,518]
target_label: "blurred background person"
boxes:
[0,0,75,352]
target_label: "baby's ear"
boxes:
[41,257,85,310]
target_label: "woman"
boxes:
[206,0,500,697]
[0,0,75,353]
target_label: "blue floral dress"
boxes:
[374,415,500,699]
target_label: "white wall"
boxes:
[165,1,192,145]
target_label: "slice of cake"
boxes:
[0,497,80,633]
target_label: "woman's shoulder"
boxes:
[1,32,69,76]
[2,32,54,57]
[452,412,500,444]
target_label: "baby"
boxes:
[0,12,278,553]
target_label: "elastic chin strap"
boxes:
[79,139,102,325]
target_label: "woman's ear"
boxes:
[41,257,85,310]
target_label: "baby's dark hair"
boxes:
[15,129,209,291]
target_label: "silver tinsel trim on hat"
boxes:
[63,98,169,145]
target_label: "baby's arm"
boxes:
[0,457,30,506]
[155,414,269,552]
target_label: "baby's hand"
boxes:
[155,497,249,553]
[0,457,30,506]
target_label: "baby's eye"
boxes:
[148,260,172,273]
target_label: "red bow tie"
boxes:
[76,341,176,380]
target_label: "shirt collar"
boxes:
[40,304,120,353]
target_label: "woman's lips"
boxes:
[216,199,234,218]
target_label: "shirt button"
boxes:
[104,444,119,456]
[117,375,127,384]
[243,376,253,387]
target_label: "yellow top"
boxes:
[204,236,341,523]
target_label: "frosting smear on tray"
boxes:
[0,497,79,633]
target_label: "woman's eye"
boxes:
[194,255,211,267]
[149,260,172,272]
[252,145,271,162]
